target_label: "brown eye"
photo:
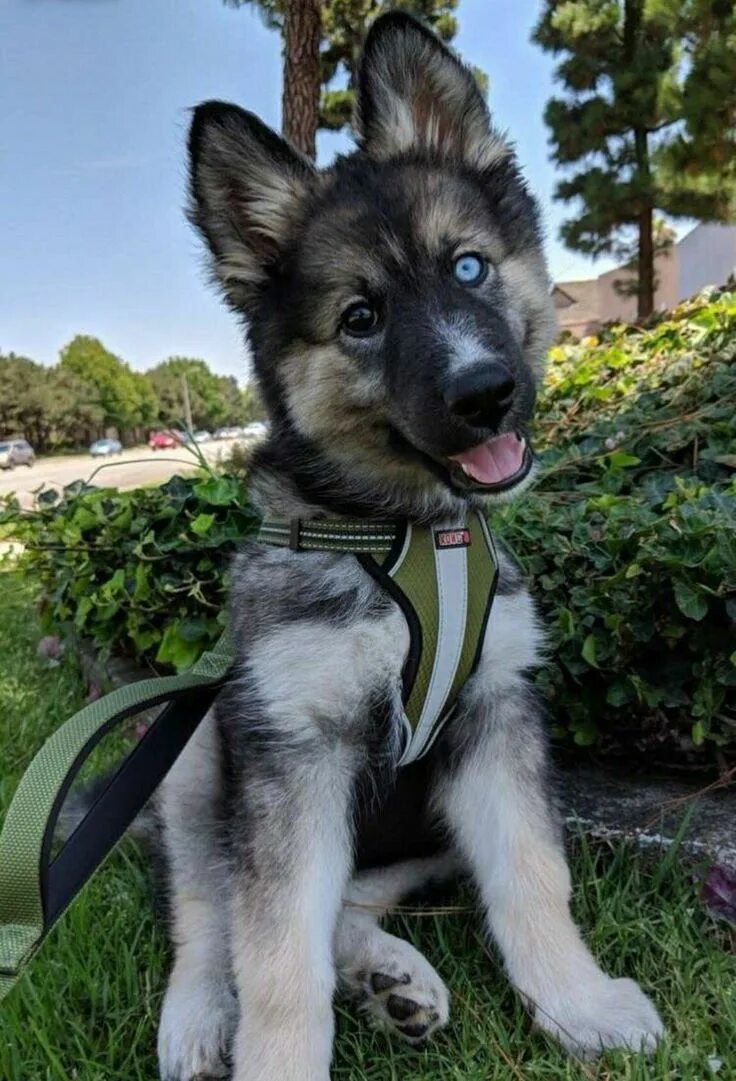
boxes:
[341,301,380,338]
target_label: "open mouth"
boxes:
[448,432,532,493]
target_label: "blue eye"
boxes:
[453,253,488,286]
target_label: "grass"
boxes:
[1,567,734,1081]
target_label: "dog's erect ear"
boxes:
[355,12,508,168]
[188,101,314,307]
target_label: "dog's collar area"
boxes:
[258,517,403,553]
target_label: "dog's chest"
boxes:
[237,512,521,767]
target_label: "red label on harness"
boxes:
[434,528,471,550]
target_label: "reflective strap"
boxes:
[0,633,234,1004]
[401,521,468,764]
[258,518,400,552]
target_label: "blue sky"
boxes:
[3,0,622,379]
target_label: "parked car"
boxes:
[89,438,122,457]
[240,421,269,441]
[213,426,241,440]
[0,439,35,469]
[178,430,211,446]
[149,431,177,450]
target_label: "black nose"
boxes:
[444,364,515,426]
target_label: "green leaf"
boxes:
[101,568,126,599]
[73,595,94,630]
[155,623,201,672]
[606,681,630,706]
[133,562,150,602]
[581,634,599,667]
[674,581,709,621]
[190,512,216,537]
[573,725,598,747]
[177,618,209,643]
[130,627,157,653]
[193,476,241,506]
[607,451,641,470]
[557,608,575,636]
[691,720,705,746]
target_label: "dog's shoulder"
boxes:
[473,539,544,695]
[225,542,409,728]
[228,540,395,644]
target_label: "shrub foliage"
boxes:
[494,291,735,761]
[2,292,734,763]
[1,474,260,672]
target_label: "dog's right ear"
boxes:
[188,101,315,308]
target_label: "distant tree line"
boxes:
[0,335,263,452]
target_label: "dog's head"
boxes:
[188,12,556,518]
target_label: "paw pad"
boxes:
[363,962,448,1044]
[386,993,421,1022]
[371,971,410,995]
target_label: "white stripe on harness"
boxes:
[397,519,468,766]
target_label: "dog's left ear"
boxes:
[355,12,508,167]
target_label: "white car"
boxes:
[240,421,269,441]
[0,439,35,469]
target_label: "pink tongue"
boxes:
[450,433,525,485]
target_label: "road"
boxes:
[0,438,244,509]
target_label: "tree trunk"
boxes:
[634,126,655,320]
[637,203,654,319]
[624,1,655,321]
[281,0,321,160]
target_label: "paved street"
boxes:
[0,438,243,509]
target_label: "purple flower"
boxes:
[37,635,63,660]
[86,682,102,703]
[701,864,736,924]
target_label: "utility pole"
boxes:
[181,373,193,432]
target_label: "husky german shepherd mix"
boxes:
[156,12,663,1080]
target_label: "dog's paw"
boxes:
[157,976,238,1080]
[533,975,664,1059]
[342,934,449,1044]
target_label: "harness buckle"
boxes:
[289,518,302,551]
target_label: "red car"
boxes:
[148,431,178,451]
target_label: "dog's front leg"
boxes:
[228,740,356,1081]
[436,682,664,1059]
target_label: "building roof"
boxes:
[552,278,600,328]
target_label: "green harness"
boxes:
[259,510,498,765]
[0,510,497,1003]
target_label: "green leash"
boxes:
[0,634,234,1004]
[0,511,497,1004]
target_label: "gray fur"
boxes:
[156,12,664,1081]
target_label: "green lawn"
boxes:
[1,568,734,1081]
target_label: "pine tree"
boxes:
[533,0,736,319]
[225,0,321,158]
[223,1,476,157]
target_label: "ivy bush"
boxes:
[493,290,735,761]
[0,474,260,672]
[1,291,734,763]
